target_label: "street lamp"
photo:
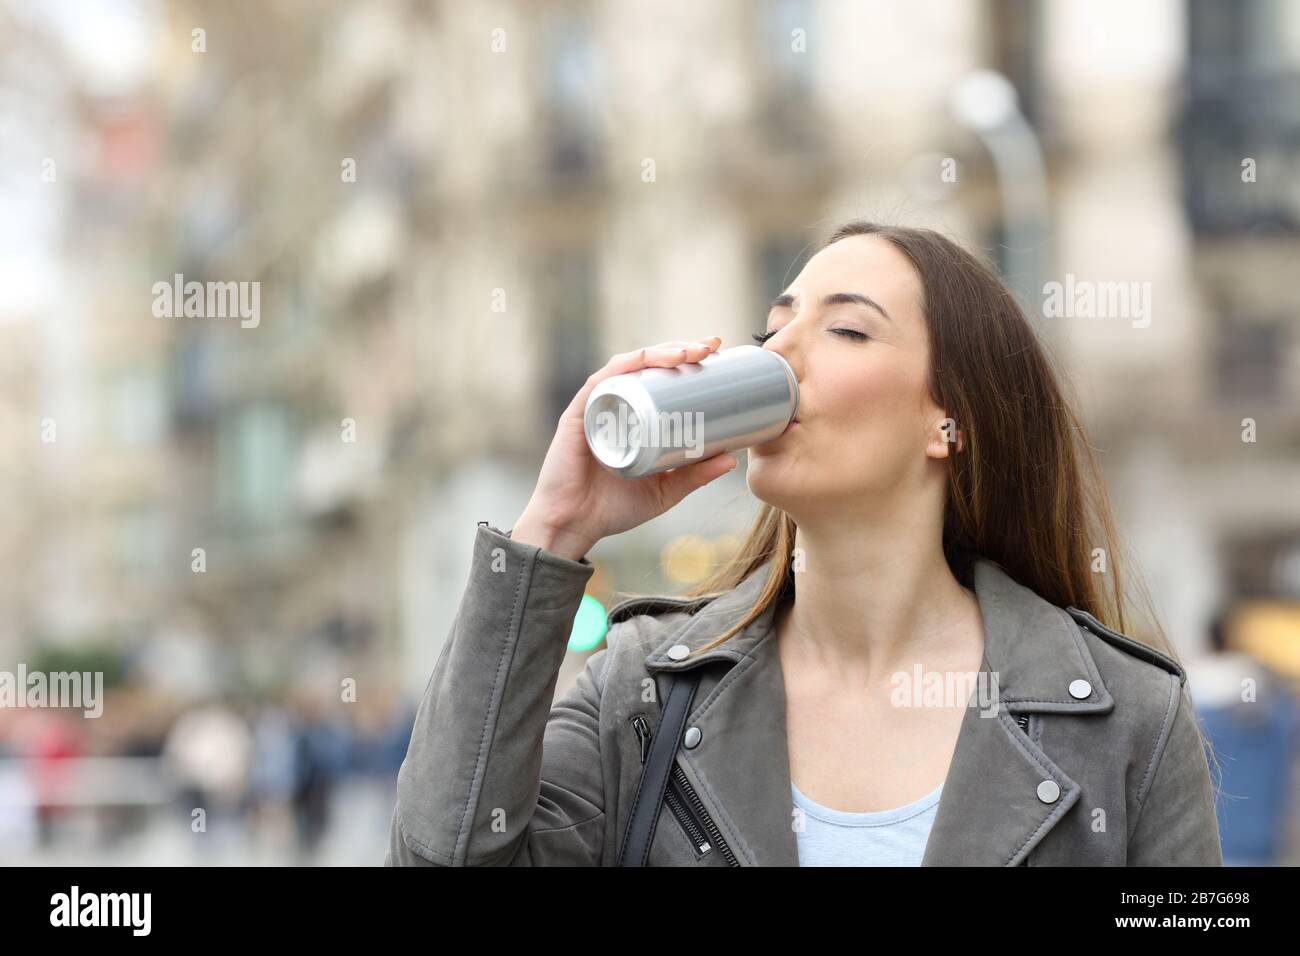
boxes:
[950,70,1051,327]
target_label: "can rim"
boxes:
[584,375,658,475]
[766,348,800,421]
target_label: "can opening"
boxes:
[586,393,641,469]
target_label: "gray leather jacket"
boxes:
[386,522,1223,866]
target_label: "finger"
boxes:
[571,347,658,404]
[614,337,721,373]
[641,345,693,368]
[655,452,739,510]
[650,338,719,351]
[657,337,722,352]
[569,339,723,411]
[642,340,718,368]
[614,343,711,372]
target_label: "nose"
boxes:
[760,325,804,394]
[759,331,803,422]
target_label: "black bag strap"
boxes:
[616,668,704,866]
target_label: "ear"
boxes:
[926,415,964,459]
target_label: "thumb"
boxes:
[656,452,739,510]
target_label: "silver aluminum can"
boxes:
[583,344,799,478]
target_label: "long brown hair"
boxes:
[681,221,1178,666]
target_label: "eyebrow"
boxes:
[770,291,892,321]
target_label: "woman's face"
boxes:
[747,234,953,520]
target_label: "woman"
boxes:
[386,221,1223,866]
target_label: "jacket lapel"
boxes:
[922,560,1116,865]
[640,568,798,865]
[640,556,1115,866]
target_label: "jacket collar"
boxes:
[644,556,1114,714]
[639,556,1115,866]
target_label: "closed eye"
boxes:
[753,328,869,344]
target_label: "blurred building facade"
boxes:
[0,0,1297,862]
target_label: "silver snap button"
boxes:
[1037,780,1061,804]
[1069,679,1092,699]
[683,726,702,749]
[667,644,690,661]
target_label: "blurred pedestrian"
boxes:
[1188,609,1300,866]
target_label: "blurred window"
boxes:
[756,0,817,144]
[217,400,295,528]
[1182,0,1300,234]
[762,0,814,93]
[115,505,166,572]
[1213,312,1286,404]
[173,330,216,425]
[107,364,166,447]
[537,248,597,428]
[542,9,599,181]
[988,0,1045,131]
[756,234,812,319]
[1224,533,1300,599]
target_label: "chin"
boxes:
[745,455,807,513]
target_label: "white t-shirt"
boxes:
[791,779,943,866]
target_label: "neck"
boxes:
[779,502,982,678]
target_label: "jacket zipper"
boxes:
[630,714,741,866]
[632,714,652,763]
[1016,714,1031,737]
[663,777,713,857]
[668,763,741,866]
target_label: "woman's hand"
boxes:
[511,337,737,561]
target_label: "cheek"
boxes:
[822,357,933,469]
[827,356,926,425]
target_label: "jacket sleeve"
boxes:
[1126,678,1224,865]
[385,522,610,866]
